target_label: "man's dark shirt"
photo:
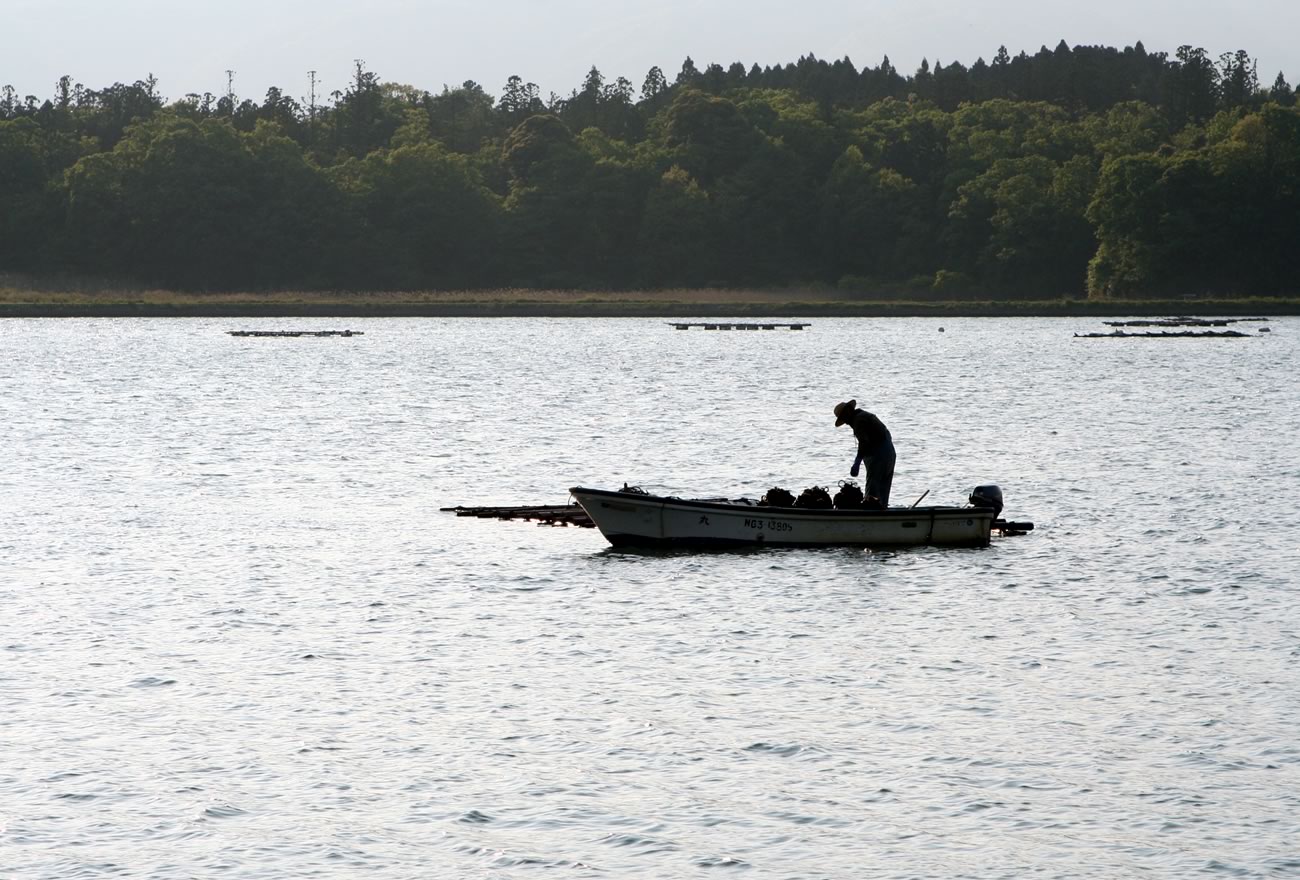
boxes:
[849,409,892,452]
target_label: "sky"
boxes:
[6,0,1300,105]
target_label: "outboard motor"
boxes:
[969,484,1003,518]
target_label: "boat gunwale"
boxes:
[568,486,992,519]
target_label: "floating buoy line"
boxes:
[1074,316,1272,339]
[668,322,809,331]
[1074,329,1253,338]
[227,330,363,337]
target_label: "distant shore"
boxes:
[2,282,1297,318]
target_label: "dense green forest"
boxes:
[3,41,1300,298]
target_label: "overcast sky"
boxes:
[7,0,1300,104]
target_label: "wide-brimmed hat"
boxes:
[834,399,856,426]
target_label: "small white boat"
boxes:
[569,486,1003,548]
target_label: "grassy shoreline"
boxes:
[2,281,1297,318]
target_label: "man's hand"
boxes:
[850,462,860,477]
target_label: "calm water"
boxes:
[2,316,1298,879]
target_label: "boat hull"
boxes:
[569,487,994,548]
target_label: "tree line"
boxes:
[3,42,1299,298]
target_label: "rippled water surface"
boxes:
[3,316,1299,879]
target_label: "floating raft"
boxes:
[1074,330,1251,338]
[440,503,594,528]
[1104,317,1270,327]
[668,322,808,331]
[228,330,364,337]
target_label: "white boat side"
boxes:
[569,487,995,548]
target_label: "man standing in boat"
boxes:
[834,400,896,508]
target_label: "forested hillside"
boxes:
[3,41,1299,298]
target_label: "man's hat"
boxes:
[834,400,856,426]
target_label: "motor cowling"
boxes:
[969,484,1003,518]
